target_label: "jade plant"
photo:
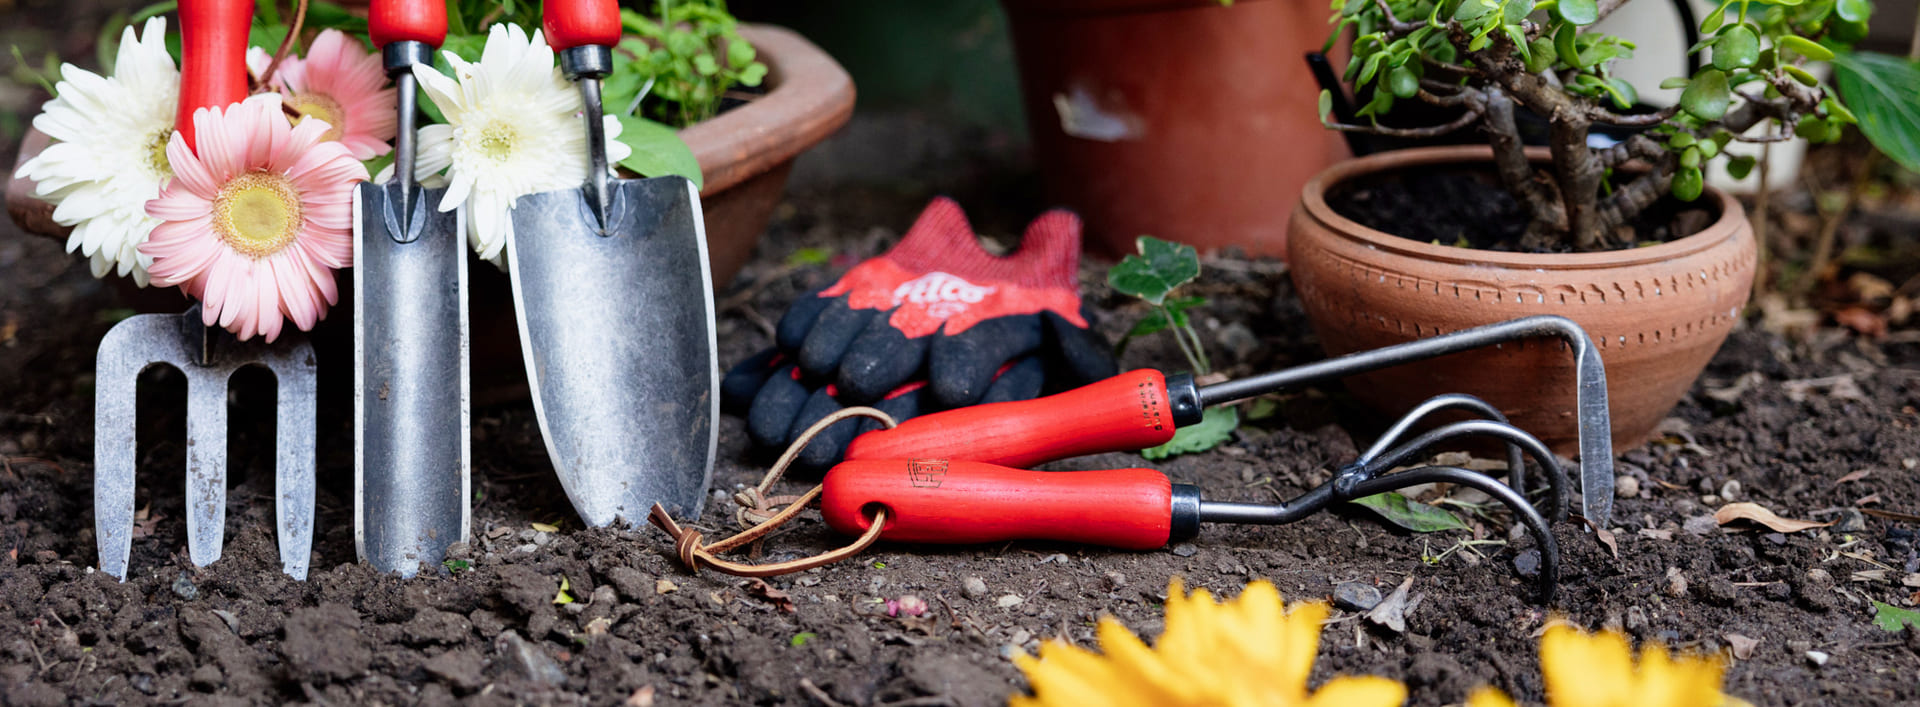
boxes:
[1319,0,1894,252]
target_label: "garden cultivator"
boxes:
[656,315,1614,603]
[94,308,317,580]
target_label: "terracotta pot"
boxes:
[1000,0,1349,260]
[1287,145,1756,454]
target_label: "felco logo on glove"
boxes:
[890,272,997,320]
[824,259,1085,338]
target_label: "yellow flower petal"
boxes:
[1467,686,1519,707]
[1304,675,1408,707]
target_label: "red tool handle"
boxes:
[369,0,448,48]
[821,460,1174,550]
[542,0,621,50]
[175,0,254,149]
[843,369,1179,468]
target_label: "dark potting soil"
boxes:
[2,184,1919,706]
[1326,164,1714,253]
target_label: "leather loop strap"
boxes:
[648,407,898,578]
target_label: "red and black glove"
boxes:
[774,197,1115,408]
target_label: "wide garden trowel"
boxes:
[353,0,469,577]
[503,0,718,526]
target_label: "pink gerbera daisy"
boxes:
[142,93,368,342]
[249,29,396,160]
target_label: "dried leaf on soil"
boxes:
[745,578,797,614]
[1353,492,1470,533]
[1366,576,1420,632]
[1837,469,1872,483]
[1870,601,1920,632]
[1725,633,1760,660]
[1714,503,1833,533]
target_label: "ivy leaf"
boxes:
[1679,68,1731,120]
[1872,601,1920,632]
[1712,25,1758,70]
[1556,0,1598,25]
[613,115,704,188]
[1108,236,1200,306]
[1353,492,1470,533]
[1830,52,1920,172]
[1141,407,1238,460]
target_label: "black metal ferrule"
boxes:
[1165,373,1204,428]
[383,41,433,76]
[1168,483,1203,542]
[559,45,614,80]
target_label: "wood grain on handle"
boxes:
[175,0,254,149]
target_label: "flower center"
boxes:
[144,128,175,180]
[212,171,303,258]
[287,92,347,143]
[476,122,519,162]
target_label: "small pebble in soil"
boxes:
[1104,571,1127,590]
[1835,509,1866,533]
[1512,549,1541,578]
[1806,650,1830,667]
[962,576,988,598]
[1665,568,1689,598]
[1764,533,1788,545]
[1333,582,1383,612]
[1615,475,1640,499]
[1626,606,1648,632]
[1683,515,1720,536]
[171,573,198,601]
[1171,543,1197,557]
[1719,480,1741,501]
[189,664,221,692]
[996,594,1024,609]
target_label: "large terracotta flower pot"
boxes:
[1287,145,1757,454]
[1000,0,1349,260]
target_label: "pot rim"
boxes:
[1296,144,1746,270]
[680,24,854,198]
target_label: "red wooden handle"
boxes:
[175,0,254,149]
[843,369,1179,468]
[821,460,1174,550]
[541,0,621,50]
[369,0,448,48]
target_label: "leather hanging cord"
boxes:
[647,407,898,578]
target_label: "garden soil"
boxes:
[2,181,1919,706]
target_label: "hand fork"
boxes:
[94,307,317,580]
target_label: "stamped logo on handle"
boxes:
[907,459,949,489]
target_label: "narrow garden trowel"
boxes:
[95,0,315,581]
[503,0,718,525]
[353,0,469,577]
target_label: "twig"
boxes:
[1586,104,1678,127]
[1372,0,1422,35]
[1753,141,1774,296]
[256,0,310,90]
[1797,152,1875,298]
[797,678,848,707]
[1324,106,1484,138]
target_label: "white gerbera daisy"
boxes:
[411,23,629,267]
[14,17,179,286]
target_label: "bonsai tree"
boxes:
[1319,0,1875,251]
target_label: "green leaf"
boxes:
[1828,52,1920,166]
[1352,492,1470,533]
[1526,37,1558,72]
[1318,89,1334,123]
[1699,6,1725,33]
[785,247,831,267]
[613,115,704,188]
[1659,76,1691,89]
[1454,0,1496,22]
[1603,77,1638,109]
[1556,0,1598,24]
[1680,69,1731,120]
[553,577,575,605]
[1783,64,1820,85]
[1835,0,1870,22]
[1502,0,1535,25]
[442,559,471,572]
[790,632,817,647]
[1725,154,1757,179]
[1669,131,1697,148]
[1389,66,1419,98]
[1778,35,1835,61]
[1555,23,1585,69]
[1871,601,1920,632]
[1713,26,1759,70]
[1141,407,1238,460]
[1680,145,1702,168]
[1107,236,1201,306]
[1246,398,1279,421]
[1672,165,1704,201]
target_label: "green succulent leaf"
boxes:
[1318,89,1335,123]
[1725,154,1757,179]
[1783,64,1821,85]
[1108,236,1201,306]
[1141,407,1239,460]
[1778,35,1835,61]
[1455,0,1497,22]
[613,115,705,188]
[1353,492,1471,533]
[1835,0,1870,23]
[1680,145,1702,169]
[1527,37,1559,72]
[1503,0,1536,25]
[1389,65,1419,98]
[1713,25,1759,70]
[1672,165,1704,201]
[1679,69,1731,120]
[1556,0,1597,25]
[1659,76,1692,89]
[1603,77,1638,109]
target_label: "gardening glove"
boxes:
[722,351,1046,472]
[775,197,1117,409]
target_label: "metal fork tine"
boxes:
[184,367,230,568]
[92,317,152,581]
[269,346,317,579]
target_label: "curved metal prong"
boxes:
[1348,465,1560,604]
[1359,393,1525,492]
[1359,420,1568,523]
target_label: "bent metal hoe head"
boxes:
[94,307,317,580]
